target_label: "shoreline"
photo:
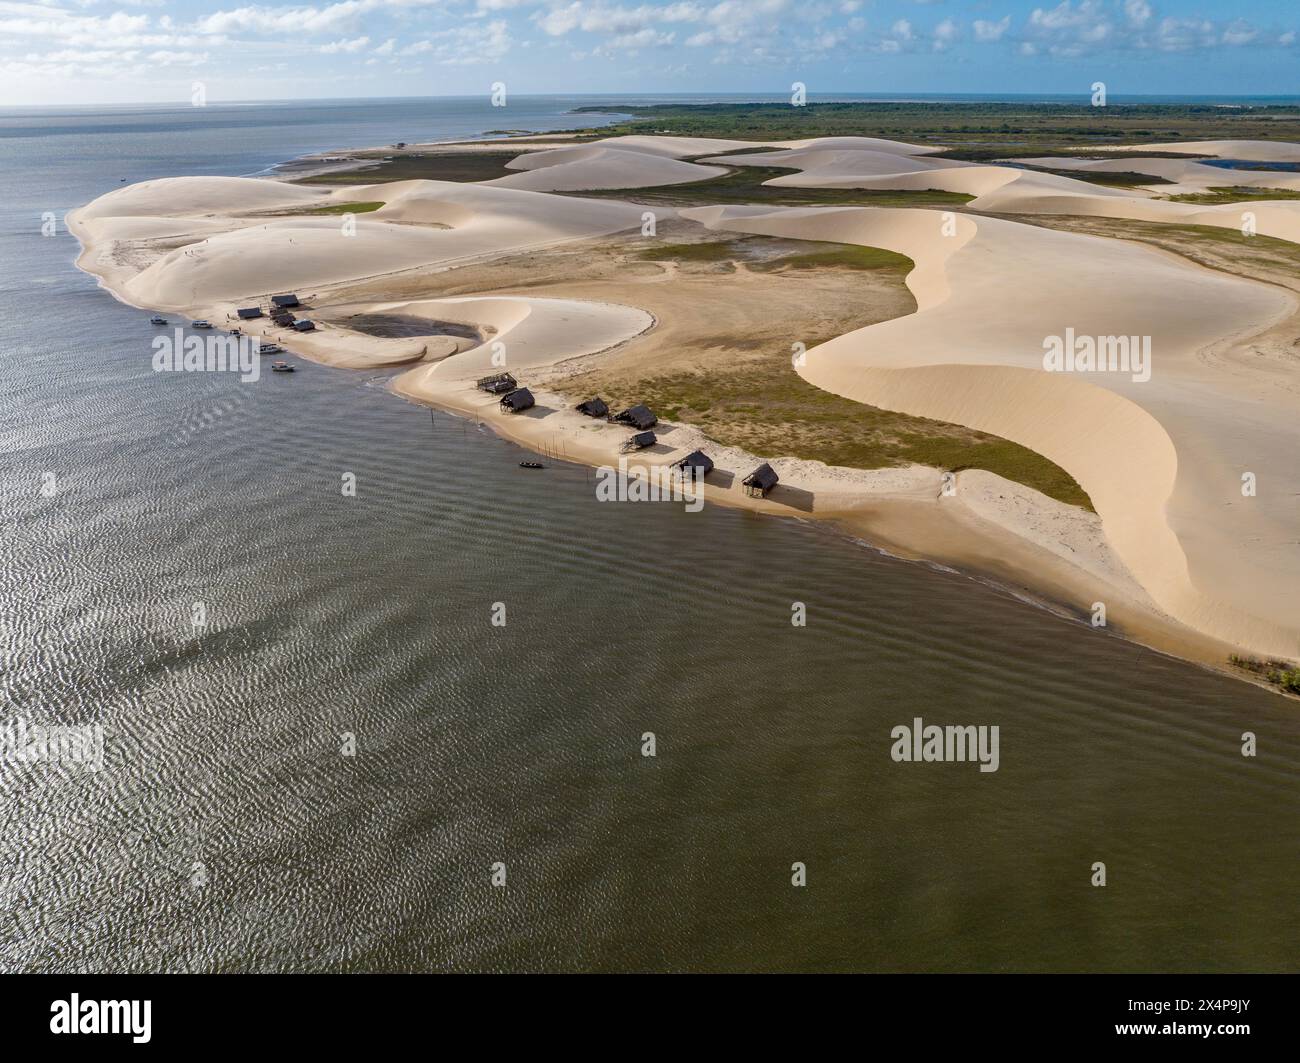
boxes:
[63,127,1300,701]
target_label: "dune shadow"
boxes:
[766,483,815,512]
[513,404,557,419]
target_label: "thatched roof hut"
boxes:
[742,463,779,497]
[271,294,301,309]
[620,430,657,452]
[576,397,609,418]
[615,404,657,430]
[675,450,714,475]
[500,387,535,413]
[236,307,263,320]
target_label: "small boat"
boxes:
[149,316,167,326]
[519,461,544,469]
[259,343,283,355]
[191,320,213,329]
[270,361,295,373]
[229,327,242,337]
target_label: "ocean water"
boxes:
[0,99,1297,973]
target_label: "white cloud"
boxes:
[320,34,370,52]
[973,15,1010,42]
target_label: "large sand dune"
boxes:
[683,201,1300,657]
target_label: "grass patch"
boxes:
[293,151,521,185]
[1165,185,1300,204]
[753,244,913,272]
[1229,655,1300,694]
[573,351,1091,510]
[276,200,384,215]
[637,241,739,262]
[636,239,913,271]
[1014,165,1173,187]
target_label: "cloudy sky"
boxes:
[3,0,1298,106]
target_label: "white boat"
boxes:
[149,316,167,326]
[259,343,283,355]
[191,320,213,329]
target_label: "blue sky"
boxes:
[3,0,1299,105]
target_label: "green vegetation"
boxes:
[1229,655,1300,694]
[584,347,1092,510]
[1013,165,1172,187]
[572,163,972,208]
[637,241,740,262]
[569,101,1300,148]
[751,244,913,271]
[277,200,384,215]
[1165,185,1300,205]
[636,239,912,271]
[294,151,520,185]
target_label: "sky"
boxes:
[2,0,1299,106]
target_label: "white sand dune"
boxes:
[69,175,654,309]
[683,202,1300,658]
[269,295,651,372]
[1101,140,1300,164]
[488,143,726,191]
[1012,154,1300,196]
[700,136,1300,242]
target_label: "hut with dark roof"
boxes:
[271,294,301,309]
[674,450,714,476]
[576,397,609,419]
[742,463,779,498]
[615,404,657,430]
[499,387,535,413]
[236,307,263,320]
[292,319,316,332]
[477,371,517,395]
[620,430,656,453]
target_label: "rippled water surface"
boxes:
[1,101,1297,973]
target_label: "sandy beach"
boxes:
[66,132,1300,681]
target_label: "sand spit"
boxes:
[67,135,1300,674]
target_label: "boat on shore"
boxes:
[149,315,167,326]
[270,361,295,373]
[259,342,283,355]
[519,461,544,469]
[191,319,213,329]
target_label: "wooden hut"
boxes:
[477,371,517,395]
[271,294,301,310]
[615,404,657,430]
[742,463,779,498]
[500,387,535,413]
[236,307,263,320]
[675,450,714,476]
[292,319,316,332]
[576,397,609,419]
[620,430,656,453]
[270,310,295,327]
